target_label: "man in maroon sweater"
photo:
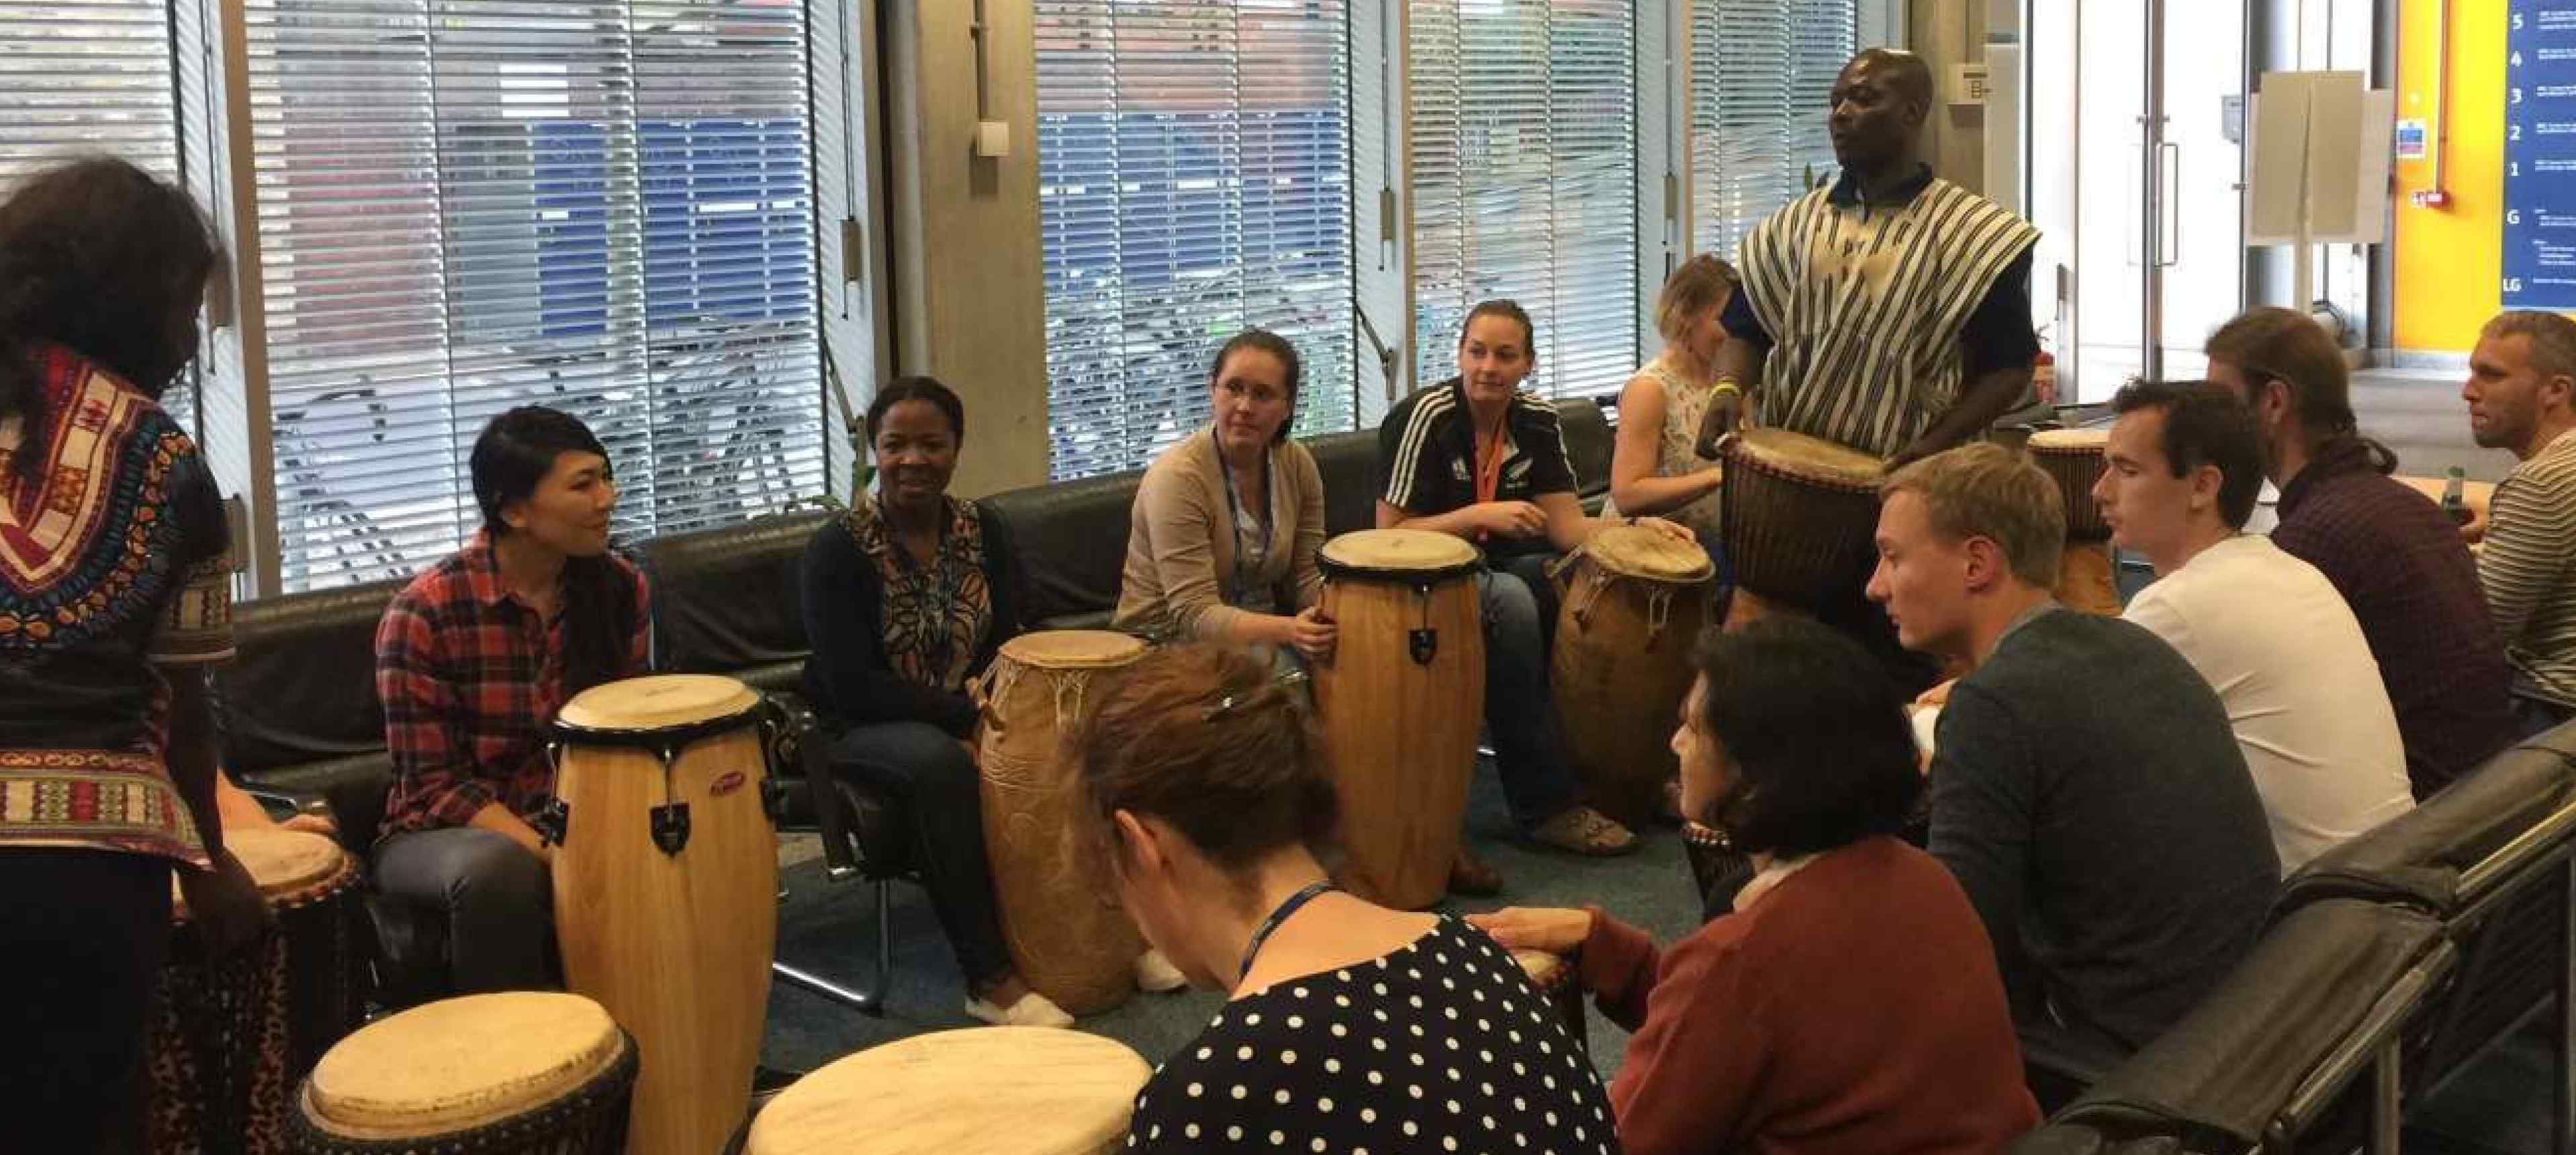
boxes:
[2205,307,2518,796]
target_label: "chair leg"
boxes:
[2557,854,2576,1155]
[768,877,894,1018]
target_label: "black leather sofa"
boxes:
[217,398,1622,1000]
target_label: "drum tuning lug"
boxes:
[1409,627,1438,665]
[533,800,569,845]
[651,802,692,855]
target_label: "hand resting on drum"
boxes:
[179,847,277,957]
[1465,907,1595,958]
[1286,604,1337,663]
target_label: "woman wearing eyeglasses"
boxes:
[1115,329,1335,665]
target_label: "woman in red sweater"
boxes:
[1475,618,2039,1154]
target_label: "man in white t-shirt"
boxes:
[2095,381,2413,870]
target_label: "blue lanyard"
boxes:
[1211,430,1271,608]
[1237,880,1336,985]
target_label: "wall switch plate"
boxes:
[975,120,1010,158]
[1951,62,1990,107]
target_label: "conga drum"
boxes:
[743,1027,1150,1155]
[149,826,365,1155]
[2028,427,2111,539]
[289,992,637,1154]
[1512,950,1587,1050]
[1550,525,1716,827]
[550,674,777,1155]
[1720,428,1886,613]
[974,630,1151,1015]
[1313,528,1486,911]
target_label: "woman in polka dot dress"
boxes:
[1069,643,1618,1154]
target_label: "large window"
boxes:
[242,1,827,592]
[2,2,195,432]
[1409,0,1639,400]
[1690,0,1853,263]
[1036,0,1358,481]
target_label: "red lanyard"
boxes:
[1473,426,1509,506]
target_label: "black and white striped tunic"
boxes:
[1737,177,2039,459]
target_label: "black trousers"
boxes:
[0,847,173,1155]
[825,721,1015,991]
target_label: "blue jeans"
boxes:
[2512,682,2575,741]
[1477,553,1583,828]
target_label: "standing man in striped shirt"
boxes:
[2465,312,2576,737]
[1700,49,2039,684]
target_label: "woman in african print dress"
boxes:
[0,158,268,1152]
[800,377,1183,1025]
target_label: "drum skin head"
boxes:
[1583,524,1714,582]
[1512,949,1563,988]
[302,992,626,1139]
[174,827,350,911]
[997,629,1150,669]
[1320,527,1480,575]
[2029,426,2110,453]
[745,1027,1150,1154]
[1731,428,1885,484]
[557,674,758,731]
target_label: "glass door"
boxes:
[2027,0,2246,402]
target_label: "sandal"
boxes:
[1530,806,1640,857]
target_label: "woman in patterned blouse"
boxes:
[0,156,267,1151]
[800,377,1182,1026]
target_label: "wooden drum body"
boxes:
[1313,529,1485,911]
[1720,428,1885,610]
[150,826,363,1155]
[974,630,1150,1015]
[2028,427,2111,541]
[290,992,637,1154]
[1549,526,1715,827]
[743,1027,1150,1155]
[549,674,777,1155]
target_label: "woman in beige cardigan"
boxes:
[1115,329,1336,663]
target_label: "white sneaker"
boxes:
[964,991,1074,1028]
[1134,948,1188,994]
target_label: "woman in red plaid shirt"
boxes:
[373,406,648,992]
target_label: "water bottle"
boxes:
[2440,467,2472,526]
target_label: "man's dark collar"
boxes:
[2276,436,2387,519]
[1827,163,1935,210]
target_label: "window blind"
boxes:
[1,2,196,430]
[1408,0,1637,402]
[1036,0,1356,481]
[1691,0,1852,264]
[241,0,825,593]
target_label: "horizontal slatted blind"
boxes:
[1408,0,1637,401]
[0,3,196,430]
[1692,0,1852,264]
[242,0,824,592]
[1036,0,1356,481]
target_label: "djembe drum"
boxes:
[2027,428,2122,616]
[1549,525,1716,826]
[1511,950,1588,1051]
[1312,528,1486,911]
[549,674,778,1155]
[288,992,637,1154]
[1680,820,1752,921]
[1720,428,1886,617]
[149,825,365,1155]
[743,1027,1151,1155]
[975,630,1151,1015]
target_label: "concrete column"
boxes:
[882,0,1049,497]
